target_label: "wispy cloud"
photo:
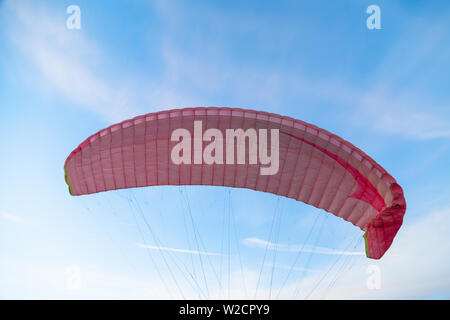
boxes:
[242,237,365,256]
[138,243,225,257]
[357,89,450,140]
[3,0,139,123]
[0,211,36,226]
[265,263,314,273]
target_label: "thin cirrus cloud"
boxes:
[242,237,365,256]
[2,0,139,123]
[0,211,36,227]
[137,243,226,257]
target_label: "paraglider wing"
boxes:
[64,107,405,259]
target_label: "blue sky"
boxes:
[1,0,450,299]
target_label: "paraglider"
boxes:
[64,107,405,259]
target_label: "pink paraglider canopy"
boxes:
[64,107,406,259]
